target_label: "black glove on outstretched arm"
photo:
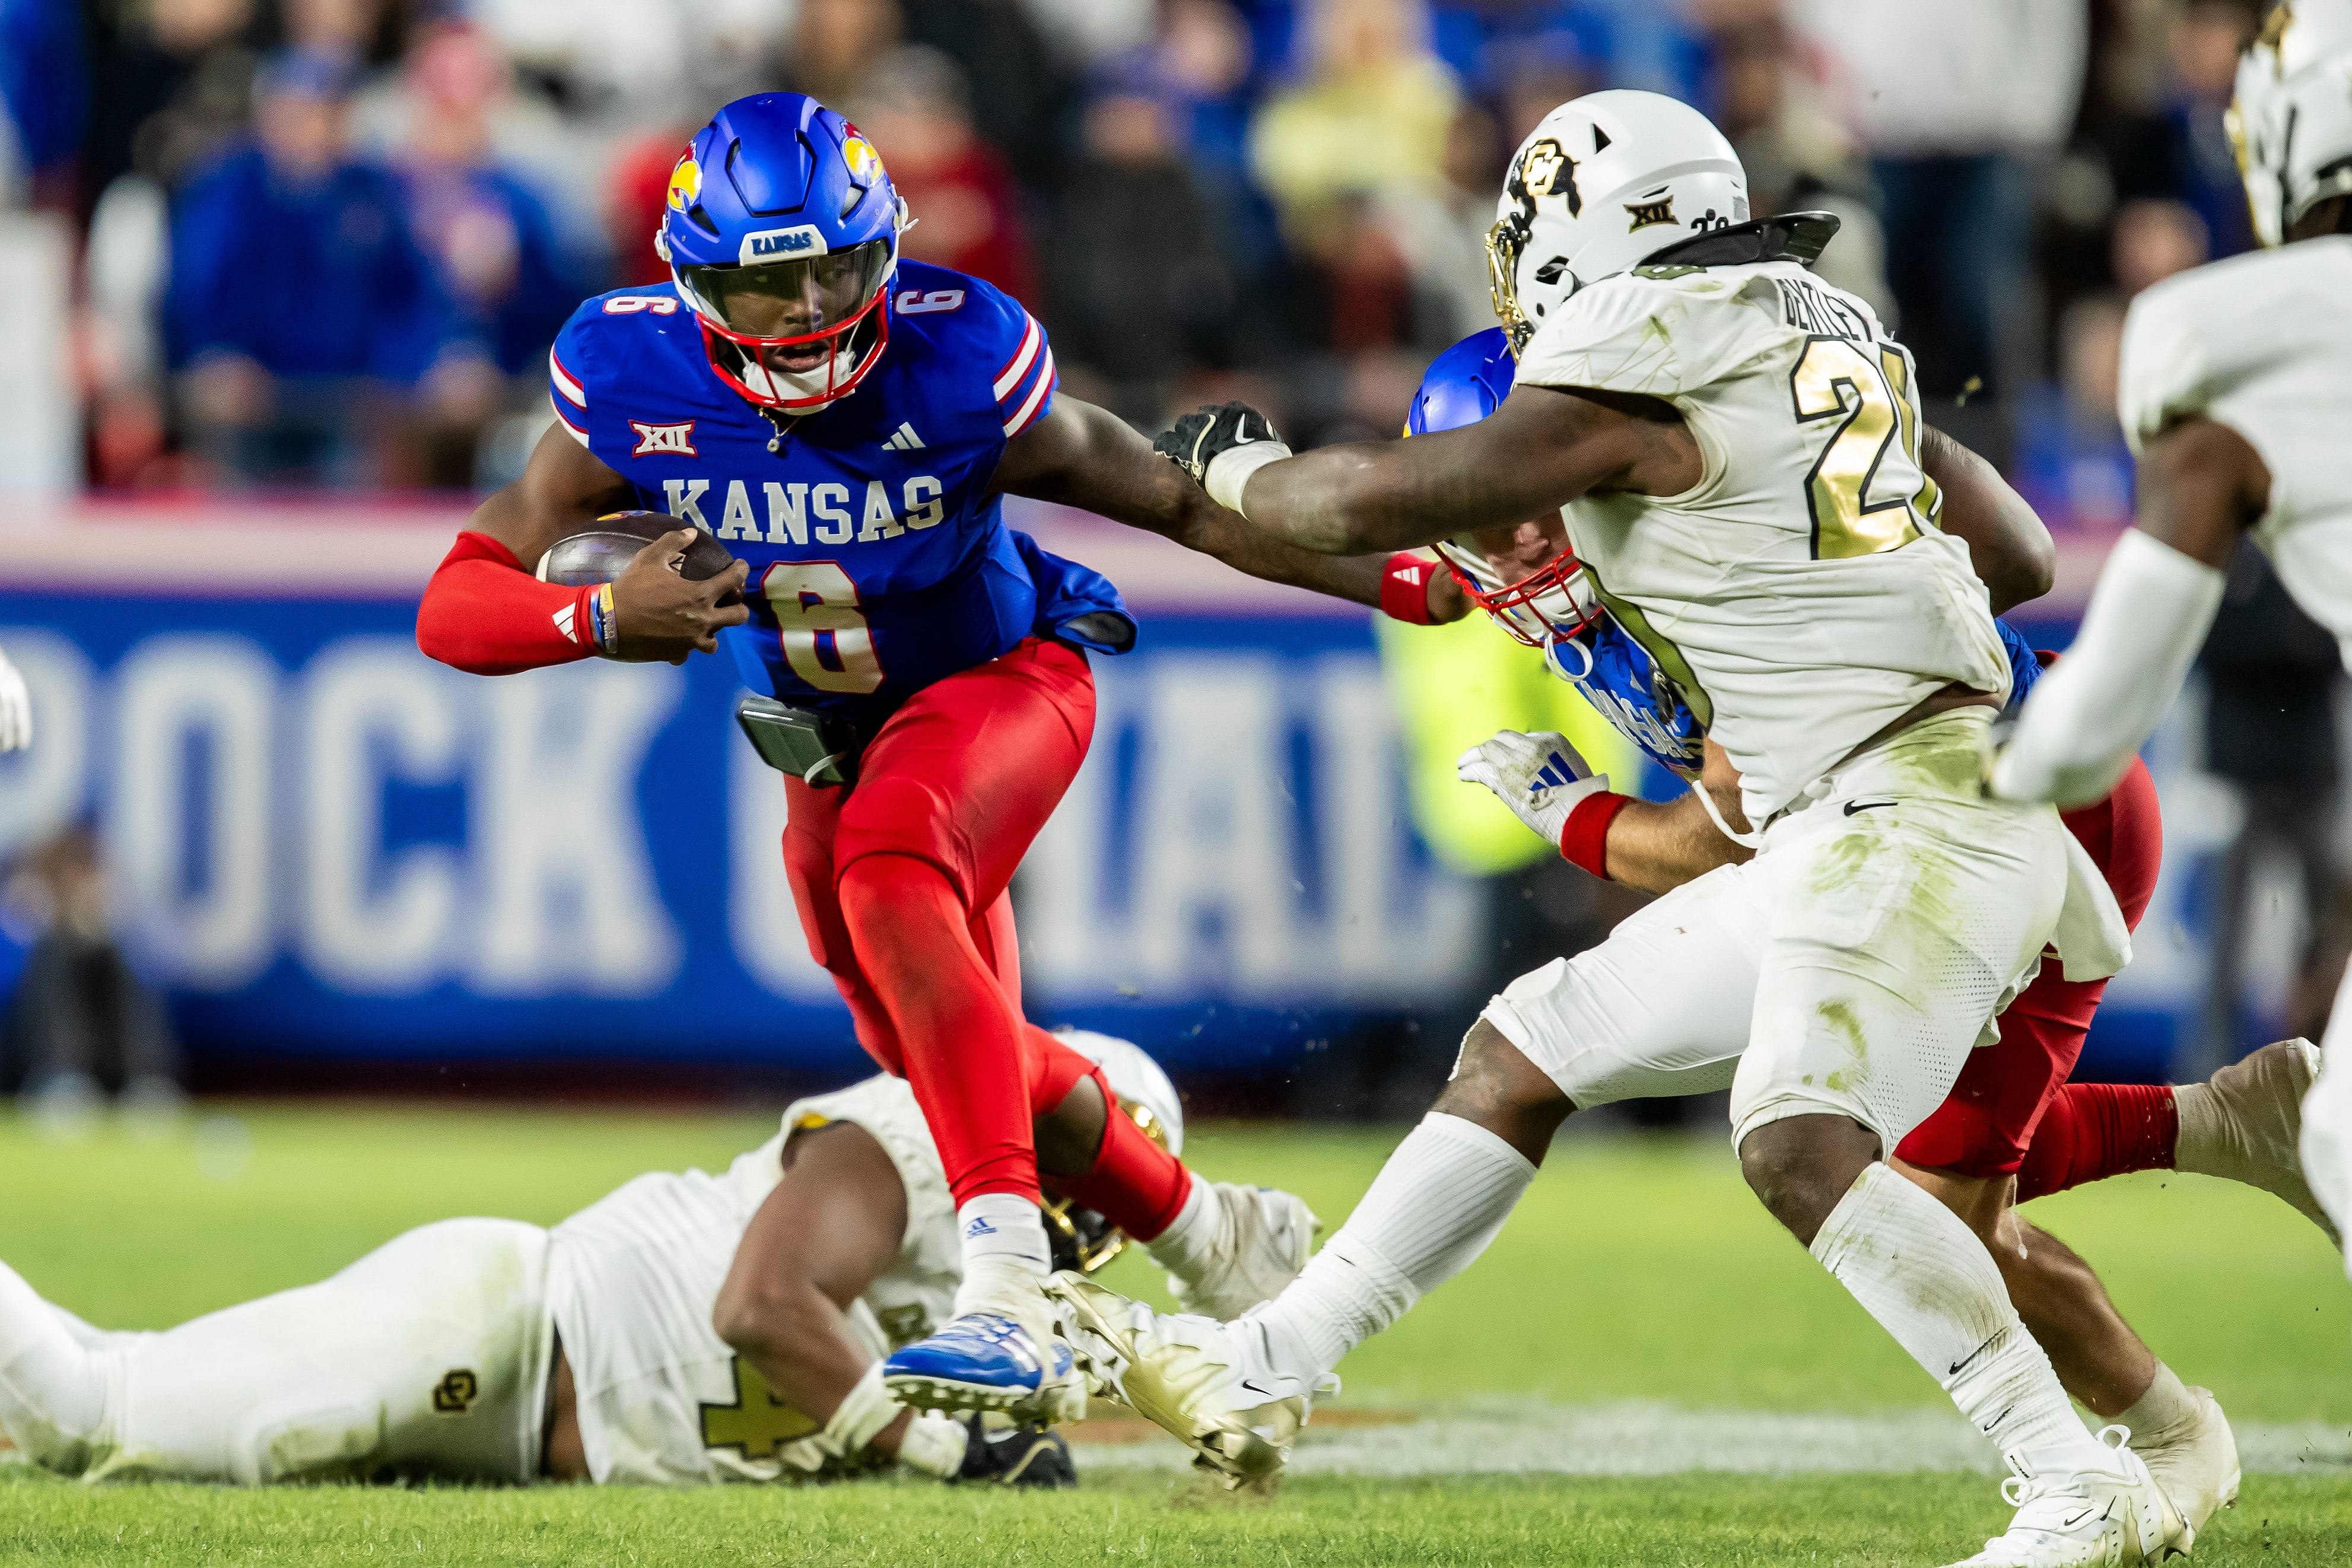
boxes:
[1153,402,1293,513]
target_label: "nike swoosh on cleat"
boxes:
[1239,1379,1272,1398]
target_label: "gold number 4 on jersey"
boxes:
[1788,338,1942,560]
[700,1356,819,1460]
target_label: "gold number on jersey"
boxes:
[1788,338,1940,559]
[700,1356,819,1459]
[761,561,885,695]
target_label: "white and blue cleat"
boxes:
[883,1311,1088,1423]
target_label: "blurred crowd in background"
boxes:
[4,0,2347,1120]
[0,0,2284,509]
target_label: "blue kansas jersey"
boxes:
[548,260,1130,720]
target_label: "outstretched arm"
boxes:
[993,394,1466,621]
[1923,425,2054,616]
[710,1122,931,1467]
[1991,416,2265,805]
[1165,384,1697,556]
[1598,742,1753,893]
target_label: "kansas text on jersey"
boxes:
[548,261,1132,720]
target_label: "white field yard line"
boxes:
[1066,1399,2352,1477]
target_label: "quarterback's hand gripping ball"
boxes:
[1457,730,1610,848]
[1154,402,1294,514]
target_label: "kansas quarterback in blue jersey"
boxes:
[418,93,1377,1427]
[546,262,1132,720]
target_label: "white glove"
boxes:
[0,647,28,753]
[1456,729,1609,847]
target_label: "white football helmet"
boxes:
[1488,90,1750,351]
[2232,0,2352,246]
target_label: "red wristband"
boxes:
[1559,790,1633,881]
[1379,552,1441,624]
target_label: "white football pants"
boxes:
[0,1218,551,1484]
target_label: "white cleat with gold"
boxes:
[1165,1184,1321,1321]
[1047,1273,1324,1489]
[1943,1427,2186,1567]
[2177,1038,2333,1236]
[2132,1386,2239,1552]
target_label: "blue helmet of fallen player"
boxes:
[1405,328,1600,647]
[1410,330,1704,775]
[656,93,908,413]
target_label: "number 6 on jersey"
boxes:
[760,562,884,694]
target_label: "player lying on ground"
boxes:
[1068,88,2239,1567]
[1063,324,2327,1551]
[1982,0,2352,1286]
[0,1033,1307,1488]
[411,93,1415,1427]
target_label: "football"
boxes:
[535,510,742,604]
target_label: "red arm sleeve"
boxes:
[416,531,603,676]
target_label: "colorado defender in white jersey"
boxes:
[0,1034,1317,1490]
[1992,0,2352,1283]
[1070,91,2179,1567]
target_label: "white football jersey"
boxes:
[545,1076,959,1486]
[2117,238,2352,669]
[1515,259,2008,825]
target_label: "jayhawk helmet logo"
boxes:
[842,131,882,185]
[666,152,701,212]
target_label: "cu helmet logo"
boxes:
[1518,138,1581,217]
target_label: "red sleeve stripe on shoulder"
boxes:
[549,348,586,408]
[1001,345,1056,438]
[550,393,589,445]
[992,313,1043,401]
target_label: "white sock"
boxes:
[0,1260,107,1468]
[1142,1176,1226,1283]
[1249,1113,1535,1383]
[1811,1164,2109,1478]
[952,1195,1051,1318]
[2116,1360,2198,1440]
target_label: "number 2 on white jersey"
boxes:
[1789,338,1941,560]
[760,562,883,694]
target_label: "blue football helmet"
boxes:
[656,93,908,412]
[1406,328,1598,647]
[1413,330,1703,775]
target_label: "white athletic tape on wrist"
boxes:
[896,1410,970,1480]
[1204,440,1293,516]
[1991,529,2224,806]
[820,1362,902,1461]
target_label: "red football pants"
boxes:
[778,637,1193,1238]
[782,637,1094,1209]
[1895,756,2165,1178]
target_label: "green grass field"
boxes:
[1,1103,2347,1565]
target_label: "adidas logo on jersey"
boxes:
[1530,755,1581,793]
[552,602,578,642]
[882,422,925,451]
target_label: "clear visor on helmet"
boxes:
[675,238,894,347]
[1435,536,1601,647]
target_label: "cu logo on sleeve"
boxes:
[430,1369,479,1414]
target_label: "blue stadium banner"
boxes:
[0,502,1476,1077]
